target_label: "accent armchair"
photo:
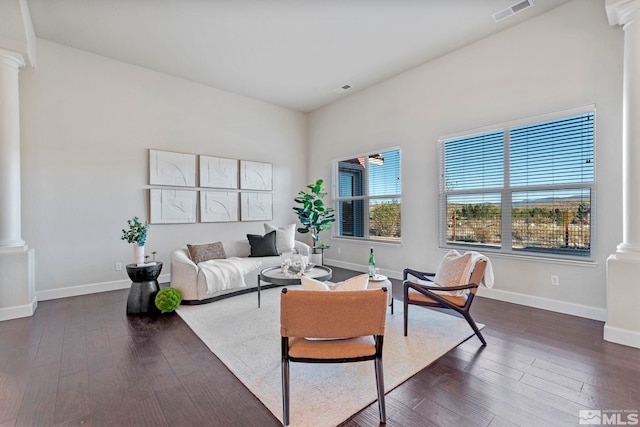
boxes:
[280,288,388,425]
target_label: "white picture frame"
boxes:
[149,150,196,187]
[200,191,239,222]
[199,155,238,189]
[240,160,272,191]
[241,192,273,221]
[150,189,197,224]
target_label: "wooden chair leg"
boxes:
[282,358,290,425]
[375,355,386,424]
[463,312,486,346]
[403,284,409,336]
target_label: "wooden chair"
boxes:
[403,259,487,345]
[280,288,388,426]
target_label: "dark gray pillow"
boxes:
[187,242,227,264]
[247,230,278,257]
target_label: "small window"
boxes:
[334,149,401,242]
[440,109,594,259]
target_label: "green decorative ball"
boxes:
[155,288,182,313]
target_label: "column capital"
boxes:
[0,48,25,69]
[606,0,640,26]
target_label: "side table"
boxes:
[367,274,394,314]
[126,262,163,315]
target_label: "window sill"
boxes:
[440,245,597,267]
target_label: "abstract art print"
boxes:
[240,192,273,221]
[149,150,196,187]
[150,189,197,224]
[199,156,238,189]
[240,160,272,191]
[200,191,239,222]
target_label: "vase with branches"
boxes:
[121,216,149,264]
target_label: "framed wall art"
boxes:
[200,191,239,222]
[149,150,196,187]
[150,189,197,224]
[240,192,273,221]
[199,155,238,188]
[240,160,272,191]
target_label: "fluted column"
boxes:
[605,0,640,349]
[606,0,640,259]
[0,48,26,251]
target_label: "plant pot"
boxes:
[133,244,145,265]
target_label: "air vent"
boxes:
[333,84,352,94]
[492,0,533,22]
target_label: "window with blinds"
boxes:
[440,110,594,259]
[335,148,401,242]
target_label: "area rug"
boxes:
[177,286,482,427]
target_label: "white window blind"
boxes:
[440,110,594,259]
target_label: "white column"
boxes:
[0,48,26,251]
[605,0,640,349]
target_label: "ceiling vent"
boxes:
[333,84,352,94]
[492,0,533,22]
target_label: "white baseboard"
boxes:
[476,287,607,321]
[603,324,640,349]
[0,297,37,322]
[326,258,607,322]
[36,273,171,301]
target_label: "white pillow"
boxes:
[301,274,369,291]
[433,250,473,295]
[300,275,331,291]
[264,223,295,254]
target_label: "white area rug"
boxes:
[177,286,482,427]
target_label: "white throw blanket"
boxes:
[199,257,262,294]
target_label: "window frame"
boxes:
[332,146,402,243]
[439,106,596,261]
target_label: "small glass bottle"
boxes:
[368,247,376,278]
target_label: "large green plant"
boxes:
[293,179,335,248]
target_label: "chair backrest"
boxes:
[280,289,387,339]
[468,260,487,295]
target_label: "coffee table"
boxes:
[257,265,332,308]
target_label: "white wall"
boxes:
[309,0,623,316]
[19,39,307,298]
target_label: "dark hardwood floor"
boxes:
[1,266,638,426]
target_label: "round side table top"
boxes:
[126,262,163,282]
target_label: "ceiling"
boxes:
[26,0,572,113]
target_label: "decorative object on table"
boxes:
[368,247,376,277]
[155,287,182,313]
[121,216,149,265]
[126,262,163,315]
[292,179,335,252]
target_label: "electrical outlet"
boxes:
[115,263,122,271]
[551,275,559,286]
[337,247,341,254]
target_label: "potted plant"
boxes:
[121,216,149,265]
[293,179,335,252]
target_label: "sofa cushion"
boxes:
[247,230,279,257]
[301,274,369,291]
[264,223,296,254]
[187,242,227,264]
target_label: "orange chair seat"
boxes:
[407,288,467,307]
[288,336,376,359]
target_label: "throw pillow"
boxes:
[301,274,369,291]
[434,250,473,294]
[300,275,331,291]
[264,223,296,254]
[247,230,279,257]
[187,242,227,264]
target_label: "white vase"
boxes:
[133,244,145,265]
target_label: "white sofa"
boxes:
[170,239,310,303]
